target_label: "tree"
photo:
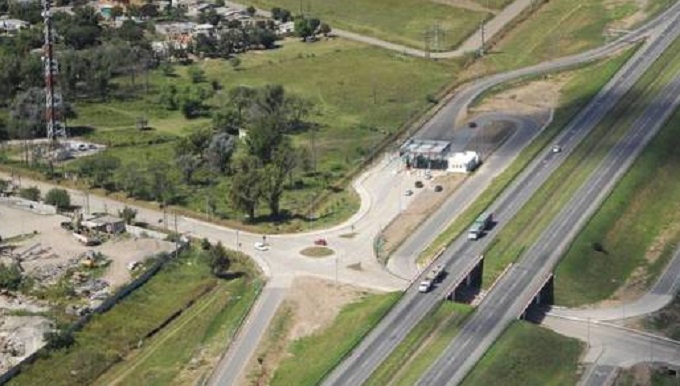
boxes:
[245,5,256,17]
[110,5,124,20]
[118,206,138,225]
[147,160,177,204]
[78,154,121,188]
[261,140,297,217]
[246,115,283,163]
[187,65,205,83]
[176,154,201,184]
[140,3,158,18]
[204,133,236,173]
[159,84,179,110]
[117,20,145,44]
[294,18,313,41]
[319,22,331,37]
[228,86,257,122]
[176,128,212,158]
[43,329,75,351]
[284,94,314,131]
[207,242,230,276]
[19,186,41,201]
[115,162,147,198]
[44,188,71,209]
[229,156,262,220]
[212,107,242,135]
[9,87,45,140]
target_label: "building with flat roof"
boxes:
[447,151,480,173]
[400,139,451,170]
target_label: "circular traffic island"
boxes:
[300,246,334,258]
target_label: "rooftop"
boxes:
[400,139,451,155]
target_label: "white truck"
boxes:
[418,264,445,293]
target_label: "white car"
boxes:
[254,242,270,251]
[552,145,562,153]
[404,189,414,196]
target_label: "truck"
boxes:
[418,264,445,293]
[468,212,493,240]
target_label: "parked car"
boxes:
[254,242,270,251]
[314,238,327,246]
[415,181,424,188]
[434,185,443,192]
[404,189,414,196]
[60,221,73,231]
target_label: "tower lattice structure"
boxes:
[43,0,66,141]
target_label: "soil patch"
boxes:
[242,277,375,385]
[300,246,334,258]
[605,0,649,31]
[382,173,465,257]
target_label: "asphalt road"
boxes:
[418,15,680,385]
[323,4,680,385]
[550,242,680,321]
[543,316,680,369]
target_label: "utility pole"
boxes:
[479,20,486,56]
[174,210,179,259]
[423,29,431,59]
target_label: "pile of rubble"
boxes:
[29,257,80,286]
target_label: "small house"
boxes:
[83,215,126,234]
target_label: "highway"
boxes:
[323,4,680,385]
[418,16,680,385]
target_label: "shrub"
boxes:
[44,188,71,209]
[19,186,41,201]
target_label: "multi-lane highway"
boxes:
[418,17,680,385]
[323,3,680,385]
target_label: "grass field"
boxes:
[365,301,472,386]
[554,84,680,305]
[64,38,461,231]
[461,322,582,386]
[270,291,400,386]
[417,46,635,266]
[8,247,261,386]
[247,0,489,51]
[480,32,680,289]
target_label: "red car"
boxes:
[314,238,328,246]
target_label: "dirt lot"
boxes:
[0,204,174,374]
[382,172,465,256]
[0,205,175,288]
[241,277,375,385]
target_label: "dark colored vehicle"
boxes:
[434,185,443,192]
[60,221,74,231]
[415,181,424,188]
[314,238,328,246]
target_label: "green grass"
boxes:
[417,45,635,266]
[64,39,460,232]
[481,32,680,289]
[461,322,582,386]
[555,81,680,305]
[469,0,658,76]
[92,277,262,386]
[365,301,472,386]
[8,247,261,386]
[248,0,490,51]
[270,291,400,386]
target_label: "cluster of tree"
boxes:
[158,81,213,119]
[18,186,41,201]
[294,16,332,41]
[189,21,279,59]
[271,7,293,23]
[0,263,23,291]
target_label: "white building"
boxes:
[0,19,29,35]
[447,151,480,174]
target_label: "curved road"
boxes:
[324,3,680,385]
[418,12,680,385]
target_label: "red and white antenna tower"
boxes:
[43,0,66,142]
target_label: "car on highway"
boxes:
[404,189,414,196]
[552,145,562,153]
[253,242,270,251]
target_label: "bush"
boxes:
[118,206,138,225]
[19,186,41,201]
[0,263,23,291]
[44,188,71,209]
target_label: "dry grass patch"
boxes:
[299,246,334,258]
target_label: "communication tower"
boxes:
[43,0,66,142]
